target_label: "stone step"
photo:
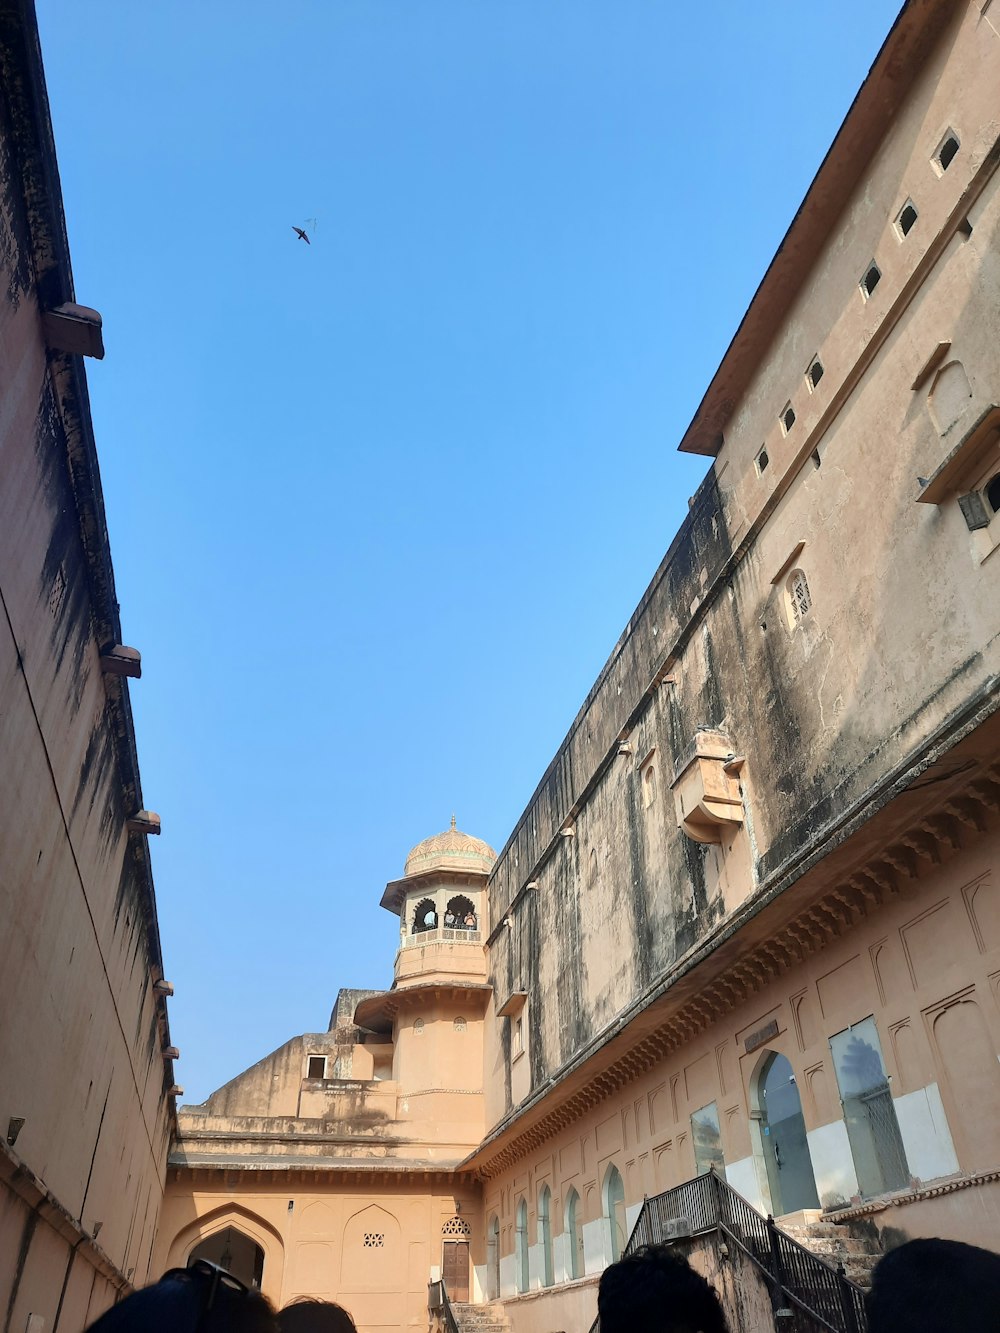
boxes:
[786,1234,881,1257]
[781,1222,854,1239]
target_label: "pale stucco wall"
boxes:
[155,1178,481,1331]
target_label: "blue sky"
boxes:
[37,1,903,1103]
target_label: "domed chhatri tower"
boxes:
[378,816,497,989]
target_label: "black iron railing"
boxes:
[428,1279,461,1333]
[594,1171,866,1333]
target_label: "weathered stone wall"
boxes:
[484,0,1000,1133]
[0,6,172,1326]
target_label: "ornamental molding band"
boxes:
[468,758,1000,1179]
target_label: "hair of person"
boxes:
[85,1269,276,1333]
[867,1237,1000,1333]
[597,1244,728,1333]
[278,1299,358,1333]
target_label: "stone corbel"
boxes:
[672,729,745,845]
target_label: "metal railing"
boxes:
[595,1171,866,1333]
[428,1279,461,1333]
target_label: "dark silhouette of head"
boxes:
[598,1244,728,1333]
[278,1300,358,1333]
[85,1261,276,1333]
[867,1238,1000,1333]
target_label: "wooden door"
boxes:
[442,1241,469,1301]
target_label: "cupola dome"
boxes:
[403,816,497,878]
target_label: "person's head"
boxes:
[867,1237,1000,1333]
[278,1300,357,1333]
[86,1261,276,1333]
[598,1244,728,1333]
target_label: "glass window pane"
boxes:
[691,1101,725,1175]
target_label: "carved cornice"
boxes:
[469,760,1000,1180]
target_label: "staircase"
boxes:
[778,1214,883,1290]
[450,1301,512,1333]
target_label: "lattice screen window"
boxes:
[442,1216,472,1237]
[363,1233,384,1248]
[788,569,812,623]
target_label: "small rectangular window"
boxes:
[934,132,959,174]
[780,404,795,434]
[307,1055,326,1079]
[860,261,881,300]
[895,201,918,238]
[756,446,769,475]
[513,1016,524,1056]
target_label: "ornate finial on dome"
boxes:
[450,813,456,829]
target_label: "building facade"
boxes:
[6,0,1000,1331]
[0,2,176,1328]
[159,1,1000,1328]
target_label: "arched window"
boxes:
[486,1214,500,1301]
[565,1188,583,1280]
[412,898,437,934]
[602,1164,626,1263]
[538,1185,554,1288]
[515,1197,529,1293]
[787,569,812,624]
[986,474,1000,515]
[643,762,657,809]
[445,895,476,930]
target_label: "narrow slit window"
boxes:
[807,358,824,390]
[756,446,769,475]
[935,133,959,173]
[781,404,796,434]
[986,474,1000,515]
[896,202,918,237]
[861,262,881,299]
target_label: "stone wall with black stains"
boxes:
[484,0,1000,1131]
[0,6,173,1325]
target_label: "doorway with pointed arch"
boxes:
[752,1051,820,1216]
[189,1227,265,1289]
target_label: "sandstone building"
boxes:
[157,2,1000,1331]
[4,1,1000,1331]
[0,1,176,1328]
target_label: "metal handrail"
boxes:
[428,1279,461,1333]
[590,1170,867,1333]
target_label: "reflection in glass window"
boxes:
[603,1164,626,1262]
[566,1188,583,1279]
[515,1198,528,1293]
[830,1018,909,1197]
[691,1101,725,1175]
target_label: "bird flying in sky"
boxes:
[292,226,310,245]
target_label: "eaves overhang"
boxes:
[354,981,492,1033]
[677,0,955,457]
